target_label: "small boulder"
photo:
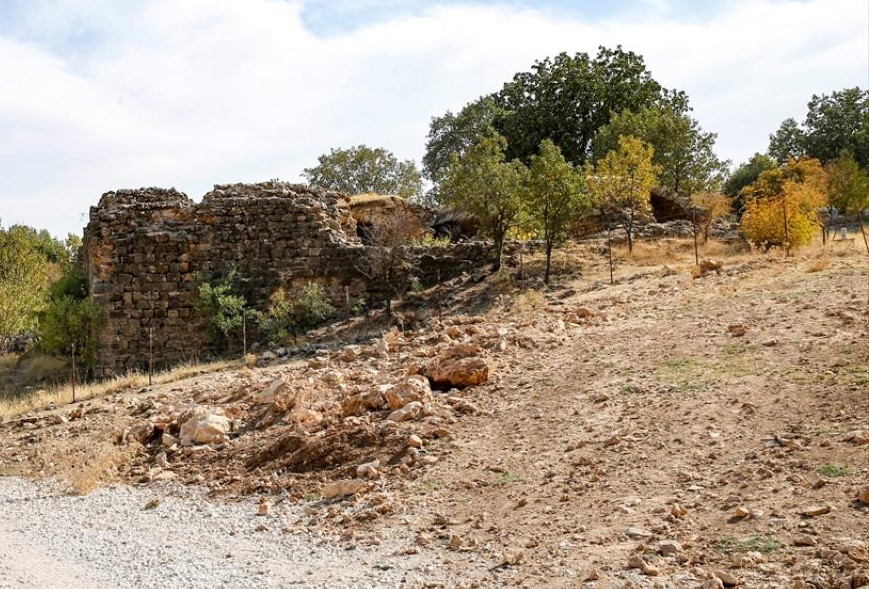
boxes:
[386,375,431,410]
[387,401,423,422]
[323,479,368,499]
[179,407,231,446]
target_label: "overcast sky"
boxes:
[1,0,866,237]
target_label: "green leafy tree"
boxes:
[494,46,668,168]
[768,118,806,164]
[525,140,591,284]
[259,283,334,345]
[39,267,102,373]
[724,153,778,216]
[0,224,58,350]
[826,151,869,216]
[423,95,504,205]
[769,87,869,167]
[594,105,728,196]
[302,145,423,199]
[440,133,528,270]
[588,135,661,253]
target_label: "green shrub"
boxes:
[195,269,248,349]
[39,267,102,373]
[259,283,334,345]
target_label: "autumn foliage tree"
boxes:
[588,135,660,253]
[690,192,732,242]
[739,158,828,254]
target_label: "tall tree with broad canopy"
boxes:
[495,46,668,167]
[525,140,590,284]
[440,133,527,271]
[588,135,661,254]
[423,46,675,198]
[423,95,504,205]
[302,145,423,199]
[593,105,728,196]
[768,87,869,168]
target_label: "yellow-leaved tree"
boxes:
[739,158,828,254]
[588,135,660,253]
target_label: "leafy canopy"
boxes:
[594,105,728,196]
[825,151,869,215]
[440,132,528,269]
[525,139,590,283]
[303,145,423,200]
[588,135,660,252]
[768,87,869,168]
[739,158,828,250]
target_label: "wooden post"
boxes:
[607,226,614,285]
[148,327,153,386]
[436,269,442,322]
[692,209,699,266]
[242,312,247,360]
[782,199,790,257]
[71,343,77,404]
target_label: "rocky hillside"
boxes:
[0,240,866,589]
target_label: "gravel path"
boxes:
[0,478,437,589]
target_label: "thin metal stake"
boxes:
[148,327,153,386]
[71,343,77,404]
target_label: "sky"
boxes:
[0,0,866,237]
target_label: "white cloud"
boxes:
[0,0,865,236]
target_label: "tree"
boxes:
[525,140,590,284]
[739,158,828,254]
[594,105,728,196]
[302,145,423,199]
[355,206,422,313]
[588,135,660,254]
[440,133,527,271]
[195,269,248,351]
[724,153,777,216]
[769,87,869,168]
[494,47,668,168]
[39,266,102,374]
[690,193,732,242]
[0,224,60,351]
[422,95,504,205]
[826,151,869,216]
[768,118,806,164]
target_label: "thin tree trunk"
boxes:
[607,226,614,285]
[493,235,504,272]
[859,219,869,255]
[544,240,553,285]
[782,199,790,257]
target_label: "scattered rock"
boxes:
[179,408,231,446]
[323,479,368,499]
[714,569,740,587]
[727,324,747,337]
[628,554,660,576]
[659,539,683,556]
[625,527,653,540]
[386,401,423,422]
[356,459,380,480]
[256,377,287,404]
[800,504,832,518]
[407,434,423,449]
[857,487,869,505]
[385,375,431,410]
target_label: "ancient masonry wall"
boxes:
[83,182,491,376]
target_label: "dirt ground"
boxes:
[1,238,866,588]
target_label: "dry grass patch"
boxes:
[40,432,135,495]
[0,359,238,419]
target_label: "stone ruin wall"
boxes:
[83,182,491,376]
